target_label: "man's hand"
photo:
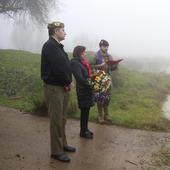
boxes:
[64,84,71,92]
[64,81,75,92]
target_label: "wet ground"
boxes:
[0,106,170,170]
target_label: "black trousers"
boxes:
[80,107,90,133]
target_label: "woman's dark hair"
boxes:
[99,39,109,47]
[73,46,86,58]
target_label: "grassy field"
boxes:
[0,49,170,131]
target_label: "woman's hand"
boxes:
[99,62,105,67]
[98,62,105,69]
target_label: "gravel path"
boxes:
[0,106,169,170]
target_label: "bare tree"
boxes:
[0,0,57,23]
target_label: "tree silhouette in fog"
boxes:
[0,0,58,23]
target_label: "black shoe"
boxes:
[80,131,93,139]
[87,129,93,135]
[64,146,76,152]
[51,154,70,162]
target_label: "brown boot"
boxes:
[104,105,112,122]
[104,115,112,122]
[98,116,105,124]
[97,102,104,124]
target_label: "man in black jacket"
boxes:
[41,21,75,162]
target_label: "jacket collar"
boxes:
[49,37,64,48]
[72,57,82,62]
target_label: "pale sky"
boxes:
[1,0,170,57]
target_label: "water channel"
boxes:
[163,95,170,120]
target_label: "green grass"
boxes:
[88,68,170,131]
[0,49,41,112]
[0,49,170,131]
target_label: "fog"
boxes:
[1,0,170,60]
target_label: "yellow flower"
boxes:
[95,76,101,81]
[94,85,99,90]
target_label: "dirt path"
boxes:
[0,106,170,170]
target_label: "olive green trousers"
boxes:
[44,83,69,155]
[97,102,109,120]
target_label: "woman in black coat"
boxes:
[71,46,94,139]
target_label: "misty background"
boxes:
[0,0,170,72]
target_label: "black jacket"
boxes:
[41,37,72,86]
[71,58,94,109]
